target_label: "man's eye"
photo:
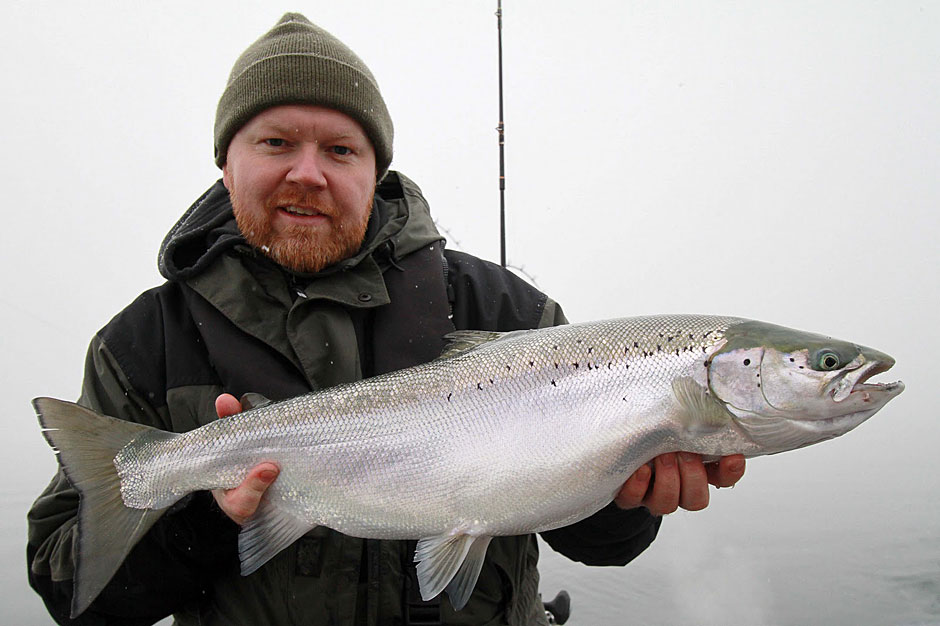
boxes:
[265,138,286,147]
[331,146,352,156]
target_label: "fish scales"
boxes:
[122,315,741,538]
[34,314,904,616]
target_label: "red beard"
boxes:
[231,187,373,273]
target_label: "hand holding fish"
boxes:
[211,394,279,525]
[614,453,746,515]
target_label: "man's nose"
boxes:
[285,145,327,187]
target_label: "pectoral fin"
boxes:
[672,377,734,436]
[414,533,493,610]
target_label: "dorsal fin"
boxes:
[438,330,518,359]
[239,392,273,411]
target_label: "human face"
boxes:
[222,104,377,273]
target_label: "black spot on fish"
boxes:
[657,345,662,352]
[744,359,751,366]
[634,341,639,348]
[447,393,452,401]
[529,361,534,367]
[668,336,674,342]
[506,365,511,371]
[675,349,680,356]
[477,383,482,390]
[551,379,557,386]
[489,378,494,384]
[573,363,579,369]
[588,347,593,353]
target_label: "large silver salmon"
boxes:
[35,314,904,617]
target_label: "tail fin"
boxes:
[33,397,176,618]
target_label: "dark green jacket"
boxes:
[27,172,660,626]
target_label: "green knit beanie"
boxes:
[214,13,393,180]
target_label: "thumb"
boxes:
[215,462,280,525]
[215,393,243,419]
[243,463,280,495]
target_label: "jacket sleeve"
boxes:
[27,336,239,625]
[539,503,661,566]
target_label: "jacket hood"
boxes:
[158,171,442,282]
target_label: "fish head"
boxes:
[705,321,904,454]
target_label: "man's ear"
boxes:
[222,164,231,190]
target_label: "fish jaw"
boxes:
[827,350,897,402]
[813,350,904,424]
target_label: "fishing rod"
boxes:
[496,0,506,268]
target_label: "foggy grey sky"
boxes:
[2,2,937,623]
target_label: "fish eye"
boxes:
[816,351,841,371]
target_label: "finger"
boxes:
[677,452,710,511]
[614,463,652,509]
[706,454,746,488]
[215,393,243,419]
[214,463,280,525]
[644,454,680,516]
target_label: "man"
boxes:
[28,13,744,626]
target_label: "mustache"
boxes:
[264,191,338,216]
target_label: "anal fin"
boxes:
[238,496,316,576]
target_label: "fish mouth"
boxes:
[829,359,904,403]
